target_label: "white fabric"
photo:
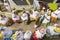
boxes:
[35,29,45,39]
[21,13,28,21]
[55,10,60,19]
[16,31,24,40]
[0,16,9,25]
[47,26,60,35]
[51,11,58,18]
[4,2,11,11]
[33,11,40,18]
[24,31,32,40]
[42,14,50,23]
[1,27,12,38]
[12,13,20,21]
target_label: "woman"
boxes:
[24,30,32,40]
[29,10,35,21]
[0,14,13,26]
[51,11,58,23]
[21,11,29,24]
[12,11,21,23]
[1,27,13,40]
[33,10,40,28]
[32,28,46,40]
[42,12,51,27]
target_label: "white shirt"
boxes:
[24,31,32,40]
[35,29,46,39]
[21,13,28,21]
[51,11,58,18]
[47,26,60,35]
[0,16,9,25]
[12,13,20,21]
[17,31,24,40]
[1,27,12,38]
[42,14,50,23]
[32,11,40,19]
[55,10,60,18]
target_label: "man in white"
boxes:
[24,30,32,40]
[21,11,28,24]
[42,12,50,27]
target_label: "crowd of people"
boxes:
[0,0,60,40]
[0,24,60,40]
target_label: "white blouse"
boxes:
[21,13,28,21]
[12,13,20,21]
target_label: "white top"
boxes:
[32,11,40,19]
[42,14,50,23]
[0,16,9,25]
[12,13,20,21]
[16,31,24,40]
[24,31,32,39]
[4,2,11,11]
[51,11,58,18]
[47,26,60,35]
[55,10,60,19]
[35,29,46,39]
[21,13,28,21]
[1,27,12,38]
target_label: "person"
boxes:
[42,11,51,27]
[3,0,11,12]
[55,7,60,19]
[51,10,58,23]
[29,10,35,21]
[16,31,24,40]
[46,24,60,37]
[39,8,45,25]
[12,11,21,23]
[24,30,32,40]
[21,11,29,24]
[0,14,9,25]
[11,30,24,40]
[33,10,40,28]
[1,27,13,40]
[32,28,46,40]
